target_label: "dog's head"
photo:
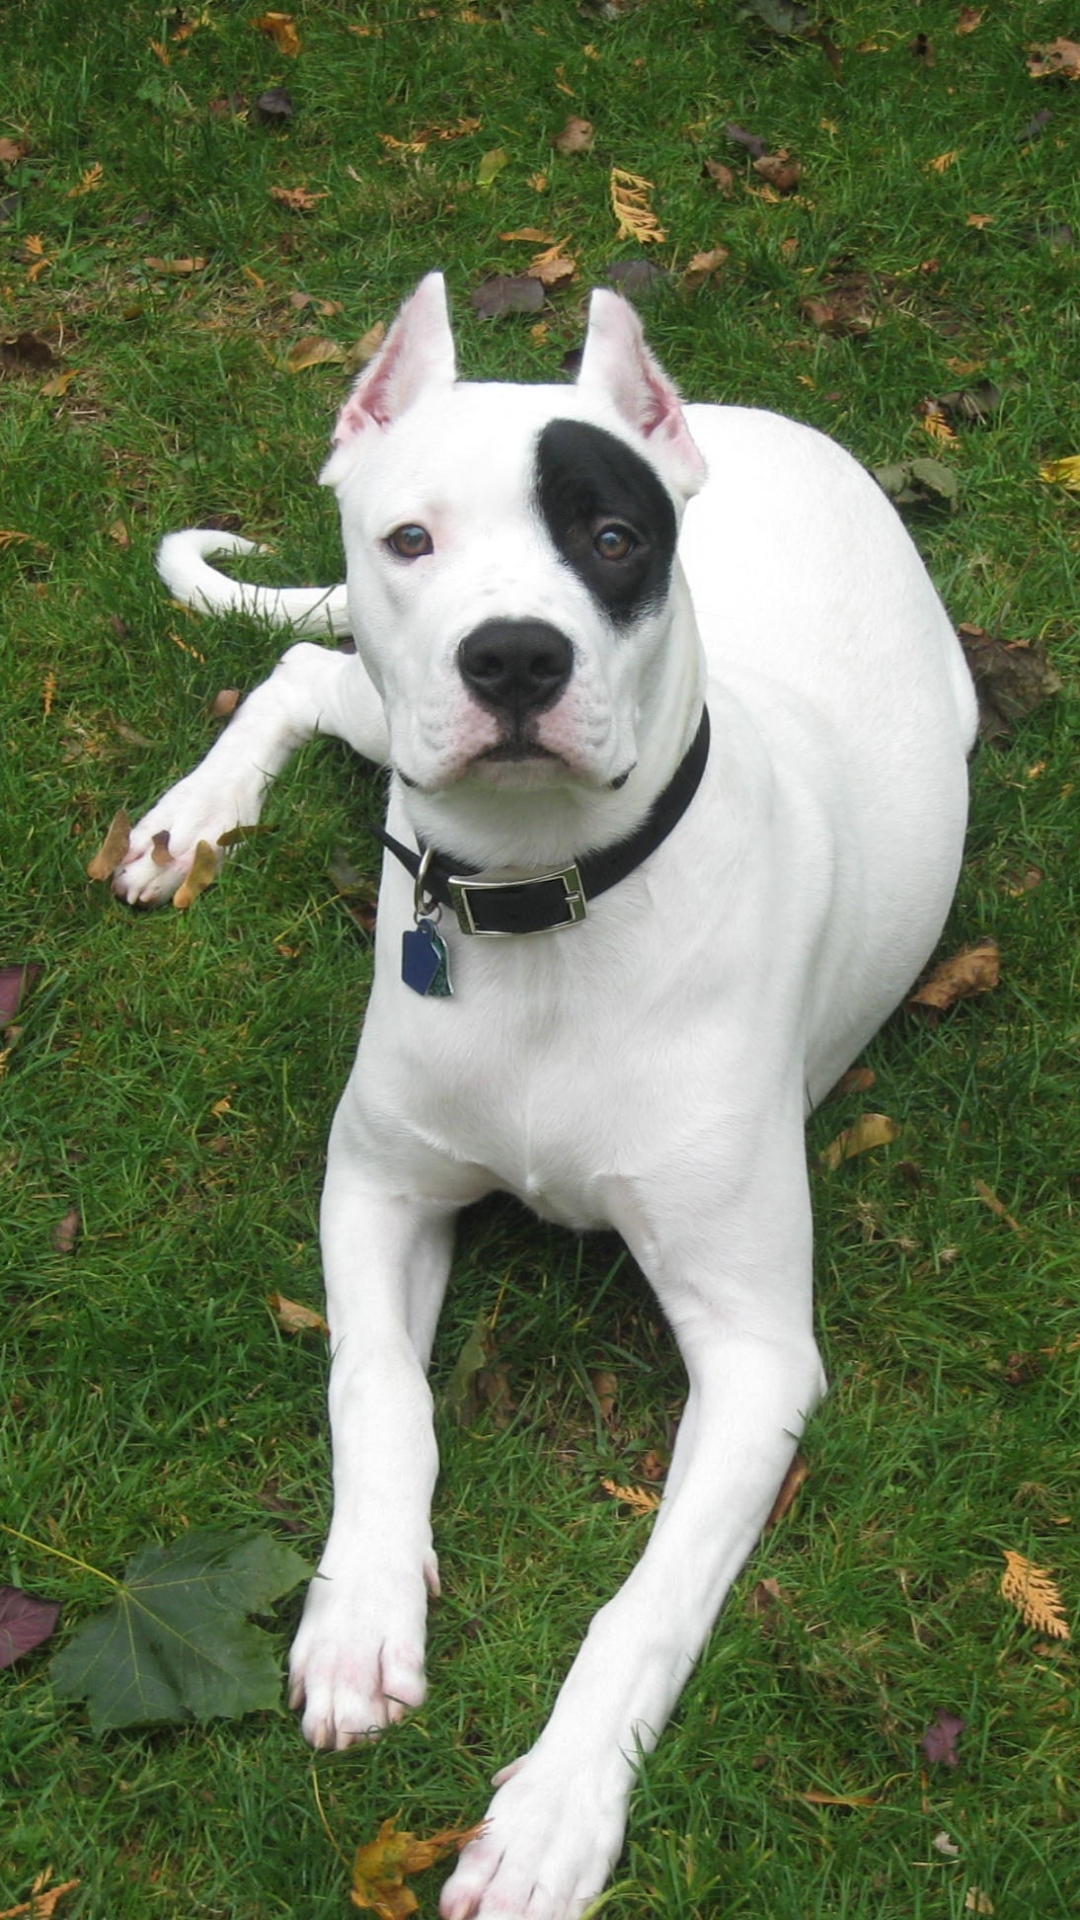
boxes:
[320,273,707,806]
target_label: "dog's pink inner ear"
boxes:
[577,289,707,497]
[333,271,457,445]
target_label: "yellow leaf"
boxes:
[86,808,132,882]
[477,147,510,188]
[974,1180,1023,1235]
[500,227,556,244]
[40,369,78,398]
[921,404,959,445]
[67,162,103,197]
[609,166,666,245]
[0,530,32,548]
[928,149,960,173]
[253,11,302,56]
[601,1477,661,1516]
[286,336,346,372]
[351,1819,485,1916]
[42,670,57,717]
[173,840,220,910]
[819,1113,900,1172]
[956,8,983,32]
[1000,1550,1071,1639]
[1039,454,1080,490]
[268,1291,330,1337]
[144,255,207,274]
[966,212,994,229]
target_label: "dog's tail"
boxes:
[156,529,352,637]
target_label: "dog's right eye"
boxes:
[386,524,433,559]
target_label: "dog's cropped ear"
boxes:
[326,272,456,454]
[576,290,707,499]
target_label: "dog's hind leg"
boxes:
[112,643,388,906]
[287,1098,458,1749]
[440,1124,824,1920]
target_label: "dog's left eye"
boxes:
[387,524,434,559]
[593,523,637,561]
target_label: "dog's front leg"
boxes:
[441,1139,825,1920]
[113,643,387,905]
[288,1101,457,1750]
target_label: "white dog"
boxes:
[112,273,976,1919]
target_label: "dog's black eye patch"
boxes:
[535,419,677,627]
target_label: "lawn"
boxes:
[2,1,1079,1915]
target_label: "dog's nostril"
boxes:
[458,619,573,716]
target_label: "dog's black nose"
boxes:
[458,619,573,718]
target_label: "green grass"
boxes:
[3,0,1079,1913]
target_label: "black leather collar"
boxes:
[369,704,710,937]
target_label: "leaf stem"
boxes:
[0,1522,119,1588]
[310,1765,352,1872]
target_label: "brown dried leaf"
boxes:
[351,1818,485,1916]
[87,808,132,880]
[957,8,983,32]
[819,1113,900,1171]
[1001,1550,1071,1639]
[286,335,346,372]
[974,1179,1023,1234]
[0,139,28,166]
[928,149,960,173]
[908,940,1000,1011]
[254,11,302,57]
[610,167,665,245]
[764,1451,809,1528]
[527,243,576,287]
[684,246,728,287]
[173,840,219,910]
[703,159,736,196]
[964,1893,994,1917]
[270,184,327,213]
[269,1291,329,1337]
[143,255,207,275]
[349,321,387,369]
[470,274,545,318]
[0,1874,81,1920]
[833,1065,876,1098]
[500,226,556,244]
[52,1206,81,1254]
[745,1576,789,1620]
[591,1369,618,1429]
[150,831,172,868]
[601,1478,661,1516]
[799,1788,878,1807]
[1027,38,1080,80]
[210,688,241,720]
[0,1587,62,1669]
[753,152,802,193]
[554,116,594,155]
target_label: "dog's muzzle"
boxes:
[457,619,573,722]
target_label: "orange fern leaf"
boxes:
[1000,1550,1071,1639]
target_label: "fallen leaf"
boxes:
[974,1179,1023,1234]
[1027,39,1080,81]
[957,8,983,32]
[798,1788,877,1807]
[833,1065,876,1098]
[1039,452,1080,489]
[86,808,132,880]
[553,116,594,155]
[873,457,958,508]
[254,11,302,56]
[351,1819,485,1917]
[934,1830,961,1856]
[52,1207,81,1254]
[601,1478,661,1516]
[919,402,960,446]
[50,1529,309,1731]
[639,1449,668,1482]
[40,667,54,714]
[173,840,220,910]
[922,1709,965,1767]
[270,184,327,212]
[286,335,346,372]
[216,823,275,847]
[0,1872,81,1920]
[67,162,104,197]
[741,0,813,35]
[254,87,294,123]
[269,1291,330,1337]
[684,246,728,287]
[964,1892,994,1917]
[22,237,51,284]
[591,1369,618,1428]
[143,255,207,274]
[764,1451,809,1528]
[348,321,387,368]
[966,212,994,229]
[746,1576,789,1620]
[753,152,802,193]
[928,149,960,173]
[725,122,768,160]
[446,1311,498,1425]
[0,1588,61,1668]
[610,167,665,244]
[0,963,41,1028]
[606,258,669,297]
[477,146,510,189]
[500,226,556,243]
[819,1113,900,1171]
[527,242,576,287]
[908,939,1000,1011]
[210,688,241,719]
[40,369,78,399]
[470,274,545,318]
[1001,1550,1070,1639]
[703,159,735,196]
[800,271,878,338]
[0,138,28,165]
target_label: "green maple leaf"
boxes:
[50,1529,309,1732]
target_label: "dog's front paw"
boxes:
[288,1560,434,1751]
[110,767,264,908]
[439,1751,629,1920]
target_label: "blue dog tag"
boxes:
[402,918,453,998]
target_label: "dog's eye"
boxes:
[387,524,433,559]
[593,523,637,562]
